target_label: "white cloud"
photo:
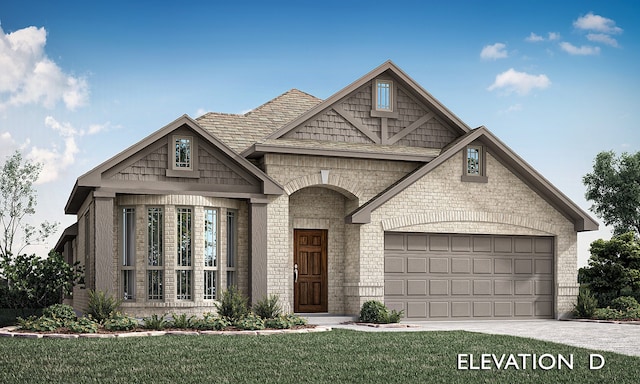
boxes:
[27,135,78,184]
[574,13,623,34]
[548,32,560,41]
[587,33,619,47]
[480,43,508,60]
[487,68,551,95]
[87,122,111,135]
[45,115,78,137]
[525,33,544,42]
[0,25,89,111]
[559,42,600,55]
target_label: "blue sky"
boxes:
[1,1,638,266]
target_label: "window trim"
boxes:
[176,207,193,300]
[120,207,136,301]
[203,208,218,300]
[461,145,488,183]
[166,134,199,178]
[147,206,164,301]
[371,78,399,118]
[226,210,237,289]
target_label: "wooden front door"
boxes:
[294,229,328,313]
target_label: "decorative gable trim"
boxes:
[346,126,599,232]
[65,115,283,214]
[266,60,470,141]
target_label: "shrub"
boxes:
[66,317,98,333]
[87,290,122,323]
[170,313,197,329]
[215,286,249,323]
[253,294,282,319]
[194,313,230,331]
[592,307,624,320]
[18,316,61,332]
[573,286,598,318]
[143,314,167,330]
[359,300,403,324]
[610,296,640,312]
[103,312,139,331]
[42,304,76,322]
[235,313,265,330]
[264,314,307,329]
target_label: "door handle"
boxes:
[294,263,298,283]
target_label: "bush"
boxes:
[87,290,122,323]
[170,313,197,329]
[592,307,624,320]
[235,313,265,330]
[359,300,403,324]
[253,295,282,319]
[18,316,61,332]
[264,314,307,329]
[610,296,640,312]
[42,304,76,322]
[573,286,598,318]
[143,314,167,330]
[66,317,98,333]
[103,312,139,331]
[194,313,230,331]
[215,286,249,323]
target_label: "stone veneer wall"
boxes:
[103,194,249,318]
[367,151,579,318]
[263,153,420,314]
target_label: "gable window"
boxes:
[166,133,199,178]
[461,145,488,183]
[147,207,164,300]
[175,137,192,169]
[376,80,392,111]
[121,208,136,301]
[371,79,399,118]
[203,208,218,300]
[176,207,193,300]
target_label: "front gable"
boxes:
[251,61,467,158]
[65,115,283,214]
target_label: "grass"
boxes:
[0,329,638,383]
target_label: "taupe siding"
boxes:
[384,233,554,320]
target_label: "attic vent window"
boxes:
[175,137,192,169]
[467,147,480,175]
[376,80,392,111]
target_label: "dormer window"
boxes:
[175,137,192,169]
[166,133,199,178]
[461,145,488,183]
[371,78,399,118]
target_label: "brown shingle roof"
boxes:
[196,89,322,153]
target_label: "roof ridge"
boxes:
[244,89,320,117]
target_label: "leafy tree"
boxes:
[0,251,83,309]
[0,151,58,259]
[578,232,640,307]
[583,151,640,236]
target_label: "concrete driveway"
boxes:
[330,320,640,357]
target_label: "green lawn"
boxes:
[0,329,637,383]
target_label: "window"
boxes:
[461,145,488,183]
[226,210,237,288]
[376,80,392,111]
[121,208,136,301]
[175,137,192,169]
[204,208,218,300]
[84,210,92,290]
[147,207,164,300]
[176,208,193,300]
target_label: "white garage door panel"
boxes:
[384,233,554,320]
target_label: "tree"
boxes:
[583,151,640,236]
[0,151,58,259]
[578,232,640,307]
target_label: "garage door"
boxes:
[384,233,554,320]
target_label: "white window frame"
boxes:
[166,134,199,178]
[371,78,399,118]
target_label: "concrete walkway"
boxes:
[328,320,640,357]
